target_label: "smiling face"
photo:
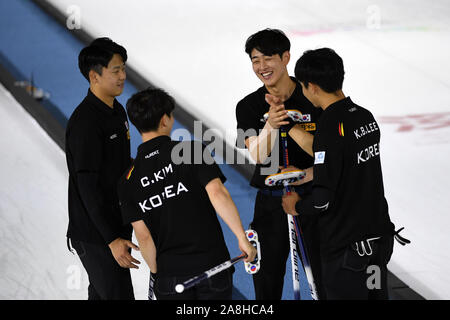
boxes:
[250,48,290,87]
[91,53,126,99]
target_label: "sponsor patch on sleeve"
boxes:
[314,151,326,164]
[298,123,316,131]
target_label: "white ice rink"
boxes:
[1,0,450,299]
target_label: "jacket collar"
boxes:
[137,135,171,155]
[85,89,121,115]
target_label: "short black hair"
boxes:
[294,48,345,93]
[78,37,127,81]
[126,88,175,133]
[245,28,290,58]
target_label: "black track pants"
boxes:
[71,240,135,300]
[251,191,325,300]
[321,236,394,300]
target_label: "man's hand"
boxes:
[108,238,141,269]
[238,237,257,263]
[265,94,289,129]
[282,192,301,216]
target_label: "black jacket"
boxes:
[296,97,394,252]
[65,89,132,245]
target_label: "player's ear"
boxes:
[159,115,166,129]
[89,69,99,84]
[282,51,290,65]
[310,83,320,95]
[160,114,169,128]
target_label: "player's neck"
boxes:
[141,131,169,143]
[320,90,346,110]
[90,86,115,108]
[265,74,296,102]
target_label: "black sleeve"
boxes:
[68,119,121,244]
[296,117,343,216]
[296,185,334,215]
[192,141,227,187]
[235,100,260,149]
[117,173,143,226]
[312,117,344,193]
